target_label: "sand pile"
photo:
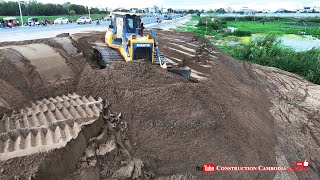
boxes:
[73,32,276,179]
[0,30,318,179]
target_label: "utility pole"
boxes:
[18,1,24,26]
[89,7,91,18]
[205,18,208,36]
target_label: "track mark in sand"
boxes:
[186,43,199,48]
[168,42,196,53]
[0,97,9,108]
[190,69,207,80]
[0,93,104,161]
[160,37,199,48]
[160,36,188,43]
[168,56,183,62]
[10,44,76,83]
[254,66,320,178]
[200,64,212,68]
[168,47,195,57]
[164,58,179,66]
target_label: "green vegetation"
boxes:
[0,1,108,16]
[225,30,252,37]
[179,15,320,85]
[198,17,227,31]
[187,15,320,37]
[220,16,320,37]
[227,21,320,36]
[223,35,320,84]
[220,16,320,23]
[0,14,106,23]
[177,16,223,37]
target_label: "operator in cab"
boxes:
[140,23,144,36]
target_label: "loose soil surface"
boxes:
[0,30,318,180]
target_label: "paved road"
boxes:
[0,15,183,42]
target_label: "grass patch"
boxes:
[225,34,320,84]
[227,21,320,37]
[179,16,320,85]
[176,16,198,31]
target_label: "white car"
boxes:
[104,16,111,21]
[77,16,92,24]
[54,17,69,24]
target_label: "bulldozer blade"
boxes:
[168,67,191,80]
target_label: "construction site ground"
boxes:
[0,30,319,180]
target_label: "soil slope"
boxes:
[0,30,318,180]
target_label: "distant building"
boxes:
[303,6,312,12]
[262,9,273,13]
[309,6,320,12]
[148,6,160,14]
[296,6,320,13]
[240,7,256,15]
[275,8,286,13]
[225,7,234,13]
[154,6,160,13]
[162,8,168,13]
[142,8,149,13]
[130,8,138,13]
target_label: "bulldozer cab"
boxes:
[110,13,142,44]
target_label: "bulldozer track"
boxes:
[154,52,173,67]
[93,46,174,68]
[93,46,124,68]
[0,93,103,161]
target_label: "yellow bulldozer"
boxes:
[92,12,191,80]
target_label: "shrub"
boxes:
[225,34,320,84]
[197,17,227,31]
[233,30,252,37]
[69,10,76,15]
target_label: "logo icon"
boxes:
[136,44,151,47]
[288,160,309,172]
[203,164,215,172]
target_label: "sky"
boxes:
[7,0,320,10]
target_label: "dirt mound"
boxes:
[0,93,105,179]
[0,79,29,113]
[71,31,105,61]
[11,44,76,82]
[76,61,186,107]
[0,31,276,180]
[56,33,70,38]
[0,30,318,179]
[0,36,83,106]
[72,31,276,179]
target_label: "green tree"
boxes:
[187,9,195,14]
[90,8,100,14]
[0,1,94,16]
[69,4,86,14]
[216,8,226,14]
[69,10,76,15]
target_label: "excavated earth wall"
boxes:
[0,93,104,179]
